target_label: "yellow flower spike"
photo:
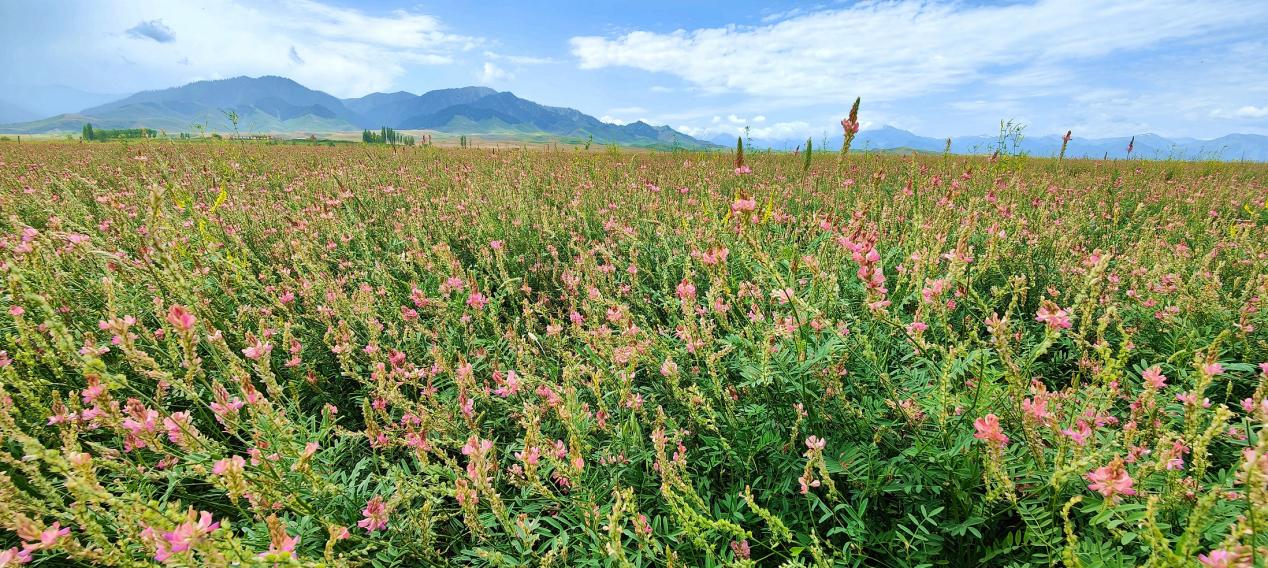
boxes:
[210,186,228,214]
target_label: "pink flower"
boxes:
[8,305,24,317]
[805,435,826,451]
[0,547,28,565]
[1142,366,1167,390]
[241,337,272,361]
[675,279,697,301]
[1086,458,1135,501]
[122,408,159,436]
[973,414,1009,447]
[489,240,504,251]
[1198,549,1244,568]
[165,305,196,332]
[1062,421,1093,446]
[1176,392,1211,408]
[156,512,219,562]
[1165,440,1189,471]
[466,291,489,310]
[1035,300,1071,330]
[1203,362,1225,376]
[258,534,300,560]
[659,359,678,377]
[1196,547,1247,565]
[162,411,196,446]
[1022,397,1052,423]
[516,446,541,465]
[358,496,389,532]
[493,370,522,397]
[729,197,756,214]
[733,165,752,175]
[634,514,652,536]
[213,455,245,475]
[30,522,70,550]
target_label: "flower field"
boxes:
[1,141,1266,566]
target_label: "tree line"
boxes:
[362,127,416,146]
[81,124,159,141]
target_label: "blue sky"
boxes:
[2,0,1267,139]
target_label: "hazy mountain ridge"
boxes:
[5,76,1263,158]
[0,76,715,148]
[733,125,1268,161]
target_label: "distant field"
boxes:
[0,132,670,151]
[1,142,1266,566]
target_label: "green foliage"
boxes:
[80,125,157,141]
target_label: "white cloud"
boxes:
[1211,105,1268,119]
[1236,105,1268,118]
[484,51,555,65]
[1,0,479,97]
[570,0,1268,106]
[478,62,511,84]
[601,108,654,125]
[678,120,816,141]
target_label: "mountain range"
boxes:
[723,125,1268,161]
[3,75,1266,159]
[0,76,715,149]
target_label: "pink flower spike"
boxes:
[466,291,489,310]
[358,496,389,532]
[1035,300,1071,330]
[1086,458,1136,501]
[1141,366,1167,390]
[973,414,1009,448]
[165,305,196,332]
[1198,548,1243,568]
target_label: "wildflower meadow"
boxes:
[1,140,1266,567]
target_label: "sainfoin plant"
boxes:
[0,141,1265,566]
